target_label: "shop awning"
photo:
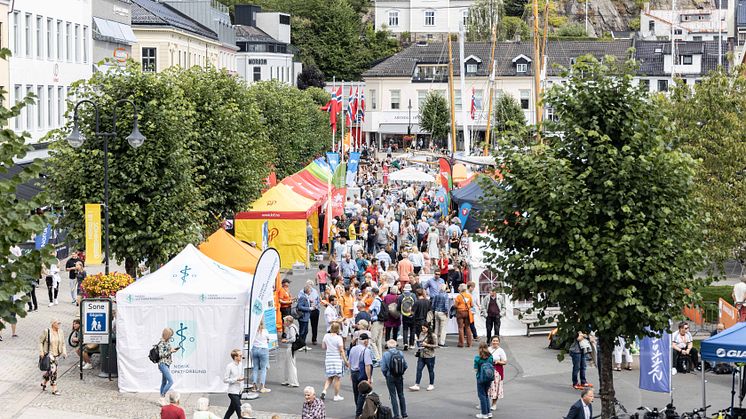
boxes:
[93,17,138,45]
[378,123,421,135]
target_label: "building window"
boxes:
[36,16,42,58]
[56,20,63,60]
[463,10,469,26]
[673,28,683,35]
[390,90,400,110]
[370,89,377,110]
[388,10,399,27]
[516,63,528,73]
[46,18,52,58]
[693,35,702,41]
[47,86,53,127]
[83,26,88,63]
[142,47,156,72]
[66,22,71,61]
[648,20,655,31]
[417,90,428,108]
[424,10,435,26]
[13,85,21,130]
[474,89,484,110]
[657,79,668,92]
[74,24,80,62]
[680,54,693,65]
[25,14,31,56]
[520,90,530,109]
[279,14,290,25]
[466,63,478,74]
[639,79,650,90]
[12,12,19,55]
[36,86,43,129]
[253,66,261,81]
[26,85,33,130]
[57,86,64,126]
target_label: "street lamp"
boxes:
[66,99,145,275]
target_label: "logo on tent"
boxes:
[716,348,746,358]
[268,228,279,242]
[173,265,196,286]
[168,320,197,359]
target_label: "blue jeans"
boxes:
[570,351,587,385]
[251,347,269,386]
[159,362,173,396]
[415,357,435,385]
[386,375,407,418]
[299,320,309,343]
[477,380,491,415]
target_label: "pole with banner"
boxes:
[85,204,103,264]
[79,298,112,380]
[638,329,672,393]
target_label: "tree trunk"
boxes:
[124,257,137,278]
[599,336,616,419]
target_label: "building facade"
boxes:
[374,0,475,41]
[363,38,726,151]
[92,0,137,69]
[639,1,728,41]
[130,0,224,73]
[0,0,9,110]
[233,4,301,86]
[8,0,93,143]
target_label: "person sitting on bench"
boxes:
[672,321,699,372]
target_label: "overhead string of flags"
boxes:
[321,79,365,154]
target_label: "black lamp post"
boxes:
[66,99,146,275]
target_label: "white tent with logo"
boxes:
[116,244,251,393]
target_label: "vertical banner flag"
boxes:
[35,224,52,250]
[436,188,449,218]
[84,204,103,264]
[343,131,352,153]
[470,88,477,120]
[262,220,269,250]
[438,157,453,191]
[458,202,473,229]
[248,248,281,352]
[346,152,361,187]
[638,330,672,393]
[331,162,347,217]
[327,152,340,173]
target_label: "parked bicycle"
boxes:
[679,405,711,419]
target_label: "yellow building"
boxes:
[130,0,231,73]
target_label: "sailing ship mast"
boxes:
[448,36,458,154]
[483,27,498,156]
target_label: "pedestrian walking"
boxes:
[383,286,401,342]
[412,289,430,344]
[474,342,494,419]
[223,349,244,419]
[302,386,326,419]
[454,284,474,348]
[480,288,503,341]
[321,322,348,402]
[487,336,507,411]
[431,284,449,347]
[74,262,87,306]
[369,288,386,358]
[157,327,179,405]
[279,279,293,318]
[565,388,594,419]
[250,320,271,393]
[349,333,374,417]
[65,250,83,303]
[195,397,220,419]
[569,331,593,390]
[381,339,408,418]
[43,260,60,307]
[410,323,437,391]
[298,285,312,346]
[39,319,67,395]
[281,316,300,388]
[613,337,633,371]
[26,274,38,312]
[397,284,416,350]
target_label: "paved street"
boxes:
[0,263,737,419]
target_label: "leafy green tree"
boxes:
[504,0,528,17]
[419,91,450,149]
[500,16,531,41]
[176,66,270,231]
[304,86,331,106]
[47,62,204,276]
[297,64,326,90]
[555,22,587,37]
[467,0,502,42]
[247,80,331,179]
[479,56,706,418]
[493,94,526,133]
[666,70,746,274]
[0,49,54,328]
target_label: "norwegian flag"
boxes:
[321,86,343,133]
[356,90,365,123]
[470,88,477,120]
[346,87,354,126]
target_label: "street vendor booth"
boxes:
[235,183,319,269]
[198,228,283,332]
[700,321,746,417]
[116,244,251,393]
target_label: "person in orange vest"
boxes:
[279,279,293,319]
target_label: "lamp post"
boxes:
[66,99,146,275]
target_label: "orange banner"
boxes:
[719,298,739,329]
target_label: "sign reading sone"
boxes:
[82,299,111,344]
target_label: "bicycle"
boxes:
[634,403,680,419]
[680,405,711,419]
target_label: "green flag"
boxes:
[332,162,347,189]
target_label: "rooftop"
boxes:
[235,25,280,44]
[131,0,218,41]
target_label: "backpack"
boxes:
[388,351,406,377]
[377,297,390,322]
[289,325,305,353]
[358,348,372,381]
[477,359,495,384]
[400,294,415,317]
[387,302,400,319]
[148,344,160,364]
[365,394,393,419]
[713,363,734,375]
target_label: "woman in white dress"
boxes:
[427,226,440,259]
[321,321,349,402]
[487,336,507,411]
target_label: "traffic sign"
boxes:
[82,299,111,344]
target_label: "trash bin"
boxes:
[98,340,118,378]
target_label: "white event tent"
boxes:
[116,244,252,393]
[388,167,436,183]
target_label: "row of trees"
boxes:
[46,62,330,276]
[478,55,746,418]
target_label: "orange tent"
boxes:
[199,228,283,332]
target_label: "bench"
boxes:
[519,308,561,337]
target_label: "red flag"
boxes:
[470,88,477,120]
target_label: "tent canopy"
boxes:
[700,321,746,363]
[241,183,318,219]
[451,175,500,208]
[388,167,435,183]
[198,228,262,274]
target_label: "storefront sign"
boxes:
[247,59,267,65]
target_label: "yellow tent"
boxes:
[452,163,469,183]
[198,228,283,332]
[235,184,319,269]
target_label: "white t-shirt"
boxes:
[489,346,507,363]
[323,333,344,354]
[325,305,339,332]
[672,331,692,350]
[734,282,746,303]
[253,328,270,349]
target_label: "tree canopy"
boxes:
[479,56,706,418]
[419,91,450,149]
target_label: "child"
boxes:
[316,264,328,294]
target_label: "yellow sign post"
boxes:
[85,204,103,264]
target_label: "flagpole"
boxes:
[341,80,345,160]
[331,76,336,151]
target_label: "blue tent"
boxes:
[700,322,746,363]
[451,176,500,232]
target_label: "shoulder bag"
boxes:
[38,329,51,371]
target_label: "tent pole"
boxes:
[701,359,706,416]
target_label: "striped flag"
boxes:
[470,88,477,120]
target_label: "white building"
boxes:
[92,0,137,70]
[233,4,301,86]
[374,0,475,41]
[634,39,728,92]
[639,1,728,41]
[9,0,93,143]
